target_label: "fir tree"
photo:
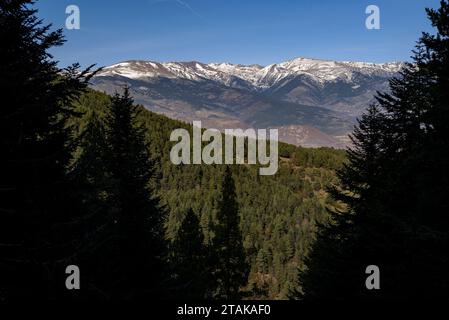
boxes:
[70,110,110,213]
[104,87,167,299]
[68,110,116,298]
[0,0,92,299]
[171,208,209,299]
[298,0,449,299]
[212,166,248,299]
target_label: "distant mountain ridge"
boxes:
[91,57,403,148]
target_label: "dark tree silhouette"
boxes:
[0,0,93,299]
[104,87,167,299]
[212,166,249,299]
[298,0,449,299]
[170,208,210,299]
[68,109,117,298]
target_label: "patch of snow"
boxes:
[96,57,404,88]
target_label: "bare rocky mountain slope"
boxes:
[91,57,403,148]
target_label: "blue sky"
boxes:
[36,0,441,68]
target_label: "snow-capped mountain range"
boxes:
[92,57,404,148]
[97,57,403,90]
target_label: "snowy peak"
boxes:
[100,60,211,80]
[207,62,264,84]
[99,60,254,88]
[91,56,404,148]
[97,57,404,89]
[256,57,404,84]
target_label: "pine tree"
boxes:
[256,248,269,274]
[297,105,393,299]
[298,0,449,299]
[0,0,92,299]
[170,208,210,299]
[68,110,116,297]
[212,166,248,299]
[104,87,167,299]
[70,110,110,213]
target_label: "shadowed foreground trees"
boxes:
[212,166,249,299]
[71,89,169,299]
[170,208,210,299]
[0,0,169,299]
[104,88,168,298]
[0,0,93,299]
[298,0,449,299]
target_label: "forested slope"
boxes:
[72,89,346,299]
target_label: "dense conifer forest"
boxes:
[69,88,345,299]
